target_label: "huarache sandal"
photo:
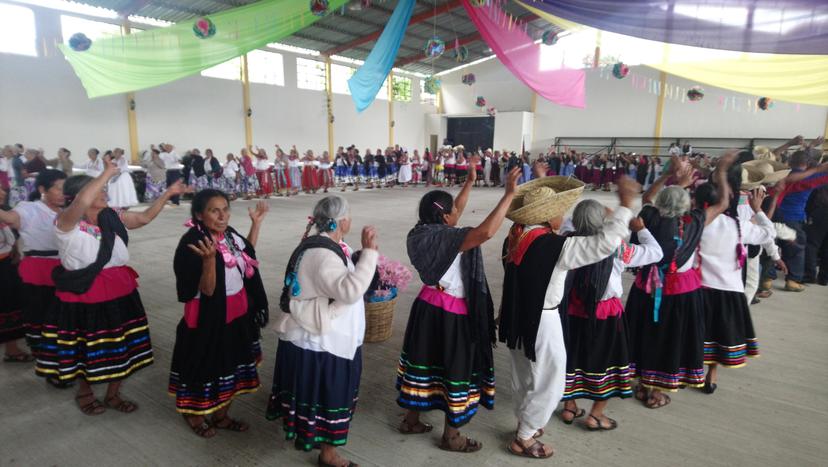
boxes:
[398,419,433,435]
[703,381,717,394]
[104,394,139,413]
[634,384,648,402]
[211,415,249,432]
[3,353,34,363]
[645,393,672,409]
[561,407,586,425]
[75,392,106,416]
[584,414,618,431]
[184,415,216,439]
[506,438,554,459]
[438,433,483,453]
[317,455,358,467]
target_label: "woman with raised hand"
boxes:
[36,156,188,415]
[170,191,270,438]
[268,195,379,467]
[396,160,521,453]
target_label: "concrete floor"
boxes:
[1,186,826,467]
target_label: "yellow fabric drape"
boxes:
[518,0,828,106]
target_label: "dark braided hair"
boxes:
[29,169,67,201]
[416,190,454,226]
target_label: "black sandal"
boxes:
[211,415,249,432]
[506,438,554,459]
[75,392,106,416]
[398,419,433,435]
[104,394,139,413]
[439,433,483,453]
[703,381,717,394]
[560,407,586,425]
[584,414,618,431]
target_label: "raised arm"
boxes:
[459,167,520,252]
[772,135,803,158]
[703,151,736,225]
[453,155,479,217]
[56,158,119,232]
[308,227,379,304]
[624,219,664,268]
[122,180,189,230]
[246,201,269,247]
[0,208,21,230]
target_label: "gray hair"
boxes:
[655,186,691,218]
[571,199,606,236]
[310,195,350,234]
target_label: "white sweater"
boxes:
[273,240,378,360]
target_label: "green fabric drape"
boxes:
[60,0,348,98]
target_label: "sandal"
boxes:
[506,438,554,459]
[645,393,672,409]
[438,433,483,453]
[513,428,544,439]
[3,353,35,363]
[317,455,358,467]
[184,415,216,439]
[398,419,433,435]
[104,394,139,413]
[212,415,249,432]
[75,392,106,416]
[560,407,586,425]
[584,414,618,431]
[634,384,648,402]
[703,381,717,395]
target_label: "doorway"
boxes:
[446,116,495,152]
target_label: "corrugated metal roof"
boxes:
[67,0,560,74]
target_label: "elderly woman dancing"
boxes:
[268,195,379,467]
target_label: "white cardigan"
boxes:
[273,239,378,360]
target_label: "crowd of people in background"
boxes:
[1,134,827,465]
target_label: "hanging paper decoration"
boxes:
[453,46,469,63]
[687,86,705,101]
[612,62,629,79]
[487,107,497,116]
[470,0,487,6]
[541,30,558,46]
[757,97,773,110]
[424,36,446,59]
[424,76,441,94]
[462,73,476,86]
[68,33,92,52]
[192,17,216,39]
[310,0,329,16]
[475,96,486,107]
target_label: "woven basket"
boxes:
[364,298,396,343]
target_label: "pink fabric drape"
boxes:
[462,0,585,108]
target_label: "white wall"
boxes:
[441,58,827,154]
[0,2,435,159]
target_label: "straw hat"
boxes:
[506,176,585,225]
[752,146,775,161]
[740,166,766,190]
[743,159,791,185]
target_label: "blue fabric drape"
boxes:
[519,0,828,54]
[348,0,416,112]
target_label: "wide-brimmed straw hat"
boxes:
[752,146,775,161]
[743,159,790,185]
[740,166,766,190]
[506,176,585,225]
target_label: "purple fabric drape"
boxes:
[462,0,585,108]
[519,0,828,54]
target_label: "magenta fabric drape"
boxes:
[462,0,585,108]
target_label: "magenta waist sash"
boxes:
[417,286,467,315]
[634,268,701,296]
[184,288,248,329]
[55,266,138,304]
[567,295,624,319]
[18,256,60,286]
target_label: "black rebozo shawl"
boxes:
[633,205,705,279]
[171,225,269,385]
[499,232,567,361]
[407,223,495,345]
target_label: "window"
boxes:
[296,57,326,91]
[247,49,284,86]
[392,75,412,102]
[0,4,37,57]
[331,63,355,94]
[60,15,123,44]
[201,57,241,81]
[375,77,389,100]
[420,79,437,106]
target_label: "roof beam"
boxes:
[321,0,462,56]
[117,0,152,17]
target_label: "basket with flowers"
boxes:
[363,255,413,342]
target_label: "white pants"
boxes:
[745,255,760,304]
[509,310,567,440]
